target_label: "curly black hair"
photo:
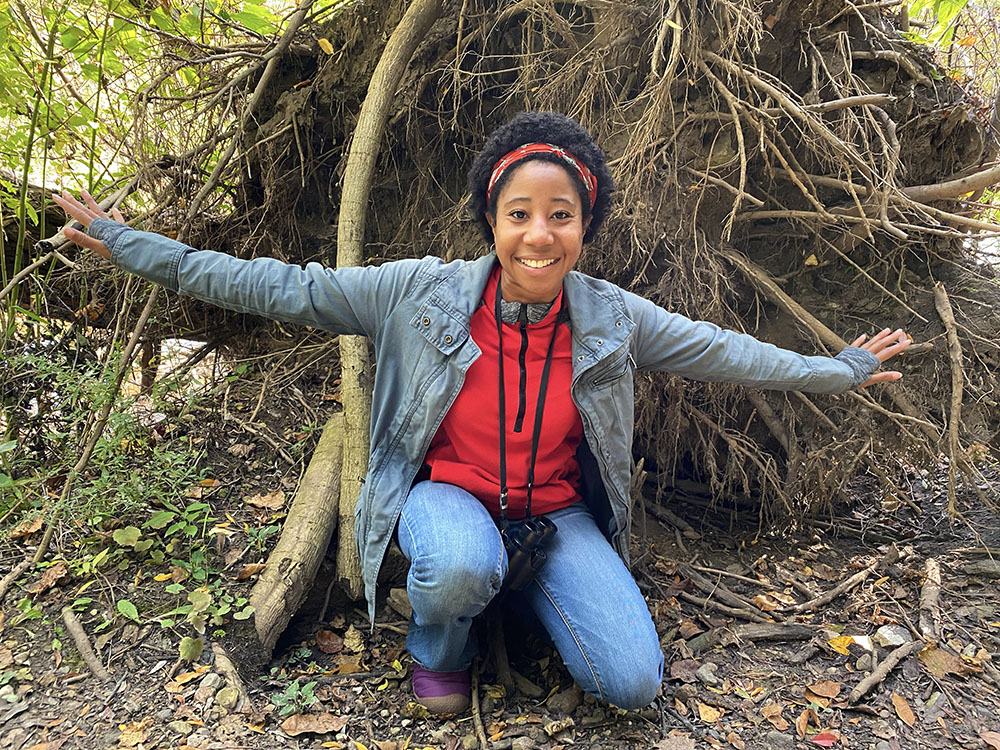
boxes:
[467,112,614,244]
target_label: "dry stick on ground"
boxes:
[687,622,815,652]
[848,640,921,704]
[333,0,444,599]
[61,606,112,682]
[470,665,489,750]
[0,559,33,604]
[678,591,770,624]
[212,643,253,713]
[919,558,942,642]
[792,565,874,614]
[681,564,767,615]
[934,282,965,514]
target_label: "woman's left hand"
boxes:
[850,328,911,387]
[51,190,125,260]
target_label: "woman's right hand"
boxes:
[51,191,125,260]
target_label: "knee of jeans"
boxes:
[409,548,503,619]
[599,652,663,710]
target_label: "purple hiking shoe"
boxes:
[412,664,471,714]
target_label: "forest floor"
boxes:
[1,349,999,750]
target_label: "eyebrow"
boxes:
[501,196,577,208]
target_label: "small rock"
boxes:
[379,709,391,718]
[199,672,224,691]
[873,625,911,648]
[428,727,452,744]
[462,733,479,750]
[155,708,174,721]
[855,653,873,672]
[962,643,977,657]
[763,730,794,749]
[512,737,535,750]
[695,663,720,686]
[168,720,194,737]
[546,684,583,715]
[674,684,698,701]
[481,695,496,714]
[215,686,241,711]
[875,743,891,750]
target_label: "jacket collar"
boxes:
[421,253,635,369]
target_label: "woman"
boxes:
[54,112,910,715]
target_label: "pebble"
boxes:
[462,733,479,750]
[856,653,873,672]
[167,720,194,737]
[696,662,720,686]
[763,730,794,749]
[875,743,891,750]
[155,708,174,721]
[481,695,496,714]
[215,686,241,710]
[873,625,911,648]
[511,737,535,750]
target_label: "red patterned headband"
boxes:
[486,143,598,210]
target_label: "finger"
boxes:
[111,206,125,223]
[64,226,111,259]
[859,371,902,388]
[863,328,894,349]
[850,334,867,347]
[52,193,96,227]
[81,190,108,218]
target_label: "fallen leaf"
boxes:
[118,717,152,747]
[236,563,265,580]
[891,692,916,727]
[27,563,69,595]
[281,713,349,737]
[246,490,285,510]
[10,516,43,539]
[679,620,704,639]
[670,659,700,683]
[980,731,1000,750]
[809,732,838,747]
[761,702,789,730]
[227,443,254,458]
[697,702,722,723]
[752,594,781,611]
[796,708,818,739]
[727,731,745,749]
[343,624,364,653]
[26,741,66,750]
[165,664,210,692]
[827,635,854,655]
[918,644,980,679]
[170,566,190,583]
[0,646,12,669]
[316,629,344,654]
[178,636,203,663]
[332,655,364,674]
[807,680,842,699]
[317,37,335,54]
[763,13,777,29]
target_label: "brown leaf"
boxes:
[761,702,790,730]
[315,629,344,654]
[118,717,152,747]
[10,516,43,539]
[752,594,781,611]
[796,708,817,739]
[670,659,700,683]
[27,563,69,595]
[280,712,349,737]
[26,741,66,750]
[246,490,286,510]
[0,646,12,669]
[980,731,1000,750]
[807,680,842,699]
[236,563,265,581]
[170,566,190,583]
[727,731,746,749]
[891,692,916,727]
[763,13,777,29]
[678,620,704,639]
[227,443,255,458]
[697,702,722,723]
[918,644,980,679]
[332,655,364,674]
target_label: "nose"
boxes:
[523,215,554,246]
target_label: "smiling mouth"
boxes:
[517,258,557,269]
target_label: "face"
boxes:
[487,159,591,304]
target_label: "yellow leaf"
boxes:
[804,253,819,266]
[957,35,978,47]
[664,18,682,30]
[318,37,335,54]
[697,702,722,722]
[828,635,853,655]
[154,573,172,581]
[892,692,916,727]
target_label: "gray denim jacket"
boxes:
[90,218,879,617]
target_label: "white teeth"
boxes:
[519,258,556,268]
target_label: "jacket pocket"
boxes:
[590,350,633,389]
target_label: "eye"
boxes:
[509,209,528,219]
[553,210,572,220]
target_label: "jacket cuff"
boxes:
[88,217,132,255]
[834,346,881,387]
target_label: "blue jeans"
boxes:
[398,481,664,709]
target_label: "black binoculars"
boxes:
[500,516,557,593]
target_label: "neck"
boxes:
[498,269,559,304]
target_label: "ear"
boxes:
[486,212,496,230]
[582,215,592,233]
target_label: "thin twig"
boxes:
[848,640,921,703]
[61,606,112,682]
[792,565,874,613]
[470,662,489,750]
[0,559,33,602]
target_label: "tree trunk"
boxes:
[334,0,444,599]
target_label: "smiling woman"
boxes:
[52,111,910,717]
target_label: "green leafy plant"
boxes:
[907,0,973,46]
[270,678,318,716]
